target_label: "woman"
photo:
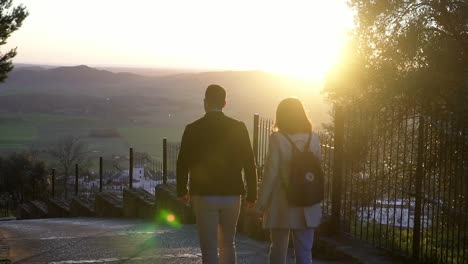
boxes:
[256,98,322,264]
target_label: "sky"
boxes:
[7,0,354,81]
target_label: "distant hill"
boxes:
[0,64,332,157]
[0,65,331,125]
[2,65,148,96]
[0,93,186,119]
[97,66,198,77]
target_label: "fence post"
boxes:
[99,157,103,192]
[253,114,259,163]
[163,138,168,184]
[129,148,134,189]
[331,106,344,233]
[75,164,79,196]
[51,168,55,197]
[412,115,425,259]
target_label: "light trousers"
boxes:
[269,228,315,264]
[192,195,241,264]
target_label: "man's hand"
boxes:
[245,201,255,210]
[178,194,190,204]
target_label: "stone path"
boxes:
[0,218,342,263]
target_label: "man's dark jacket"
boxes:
[176,111,257,202]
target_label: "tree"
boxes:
[0,152,48,202]
[48,136,89,198]
[0,0,28,82]
[324,3,468,261]
[326,0,468,121]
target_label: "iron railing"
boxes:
[0,197,16,217]
[252,108,467,263]
[252,114,335,219]
[338,106,467,263]
[166,141,180,184]
[39,147,165,202]
[252,115,274,182]
[3,107,465,264]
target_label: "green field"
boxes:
[0,112,184,159]
[118,127,182,158]
[0,125,37,150]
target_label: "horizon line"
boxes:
[13,61,267,72]
[11,62,322,83]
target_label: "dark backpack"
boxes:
[280,132,324,207]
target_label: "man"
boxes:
[177,84,257,264]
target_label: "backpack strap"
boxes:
[304,132,312,152]
[279,131,312,152]
[278,131,313,192]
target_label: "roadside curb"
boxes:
[0,218,15,222]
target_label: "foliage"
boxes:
[0,0,28,82]
[0,152,48,202]
[349,216,467,263]
[48,135,89,198]
[326,0,468,122]
[324,4,468,256]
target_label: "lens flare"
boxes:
[156,209,181,228]
[167,214,175,223]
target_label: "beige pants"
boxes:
[192,195,241,264]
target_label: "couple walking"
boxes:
[176,84,322,264]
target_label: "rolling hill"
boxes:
[0,65,331,157]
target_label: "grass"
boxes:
[0,112,91,151]
[348,216,468,264]
[118,127,182,158]
[0,125,37,149]
[0,112,185,160]
[0,125,37,141]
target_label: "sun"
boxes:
[259,33,348,82]
[9,0,353,80]
[132,1,354,82]
[206,1,354,82]
[251,1,353,82]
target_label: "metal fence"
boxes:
[166,140,180,184]
[252,115,273,182]
[143,156,164,194]
[44,146,167,202]
[252,114,335,216]
[252,108,467,263]
[0,196,16,217]
[4,107,465,264]
[338,106,468,263]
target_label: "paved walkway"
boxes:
[0,218,342,264]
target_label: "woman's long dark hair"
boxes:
[275,98,312,134]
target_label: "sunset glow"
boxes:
[9,0,353,81]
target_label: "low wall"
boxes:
[123,188,156,219]
[155,184,195,224]
[152,184,271,241]
[95,192,123,218]
[70,197,94,217]
[16,201,48,220]
[47,198,70,218]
